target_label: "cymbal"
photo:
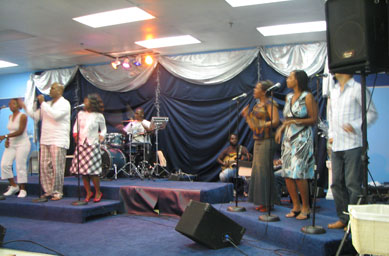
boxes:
[122,119,135,123]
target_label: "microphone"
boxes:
[232,93,247,101]
[315,73,328,78]
[73,103,85,109]
[266,82,281,92]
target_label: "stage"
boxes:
[0,175,355,255]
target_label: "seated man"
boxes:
[217,133,251,183]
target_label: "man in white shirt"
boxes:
[327,73,378,229]
[21,82,71,200]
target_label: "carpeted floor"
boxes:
[0,214,299,256]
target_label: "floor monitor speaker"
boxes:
[175,200,246,249]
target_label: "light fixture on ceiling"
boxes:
[111,58,121,69]
[122,58,131,69]
[135,35,201,49]
[145,55,154,65]
[0,60,18,69]
[257,21,326,36]
[73,7,155,28]
[225,0,291,7]
[134,55,142,66]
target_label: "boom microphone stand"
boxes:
[227,98,245,212]
[71,108,87,206]
[259,89,279,222]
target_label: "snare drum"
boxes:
[101,147,126,178]
[104,133,124,148]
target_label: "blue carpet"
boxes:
[0,214,298,256]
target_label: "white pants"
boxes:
[1,140,31,184]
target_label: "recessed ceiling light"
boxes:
[135,35,201,49]
[0,60,18,68]
[73,7,155,28]
[257,21,326,36]
[225,0,291,7]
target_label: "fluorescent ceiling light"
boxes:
[0,60,18,68]
[135,35,201,49]
[226,0,291,7]
[73,7,155,28]
[257,21,326,36]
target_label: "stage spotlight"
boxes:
[111,58,121,69]
[134,55,142,66]
[122,58,131,69]
[145,55,153,65]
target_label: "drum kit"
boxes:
[100,117,169,180]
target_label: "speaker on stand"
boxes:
[325,1,389,255]
[325,0,389,74]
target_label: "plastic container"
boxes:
[348,204,389,255]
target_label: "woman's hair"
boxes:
[10,98,21,109]
[87,94,104,113]
[292,70,310,92]
[258,80,274,92]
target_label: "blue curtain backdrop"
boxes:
[39,56,329,184]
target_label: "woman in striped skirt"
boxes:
[70,94,106,203]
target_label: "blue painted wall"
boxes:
[0,72,37,177]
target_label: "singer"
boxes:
[241,80,280,212]
[0,98,31,198]
[19,82,71,201]
[70,94,106,203]
[275,70,317,220]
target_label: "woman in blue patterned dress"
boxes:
[70,94,106,203]
[275,70,317,220]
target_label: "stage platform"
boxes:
[0,175,233,222]
[0,176,355,255]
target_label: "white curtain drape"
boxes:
[79,61,157,92]
[259,42,327,77]
[158,48,259,85]
[24,67,78,109]
[24,44,328,105]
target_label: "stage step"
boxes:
[216,201,354,256]
[0,195,123,223]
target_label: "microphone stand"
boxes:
[32,100,48,203]
[71,109,87,206]
[227,98,246,212]
[301,76,325,234]
[259,90,279,222]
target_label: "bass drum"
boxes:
[100,147,126,178]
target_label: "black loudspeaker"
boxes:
[325,0,389,74]
[0,225,6,247]
[175,200,246,249]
